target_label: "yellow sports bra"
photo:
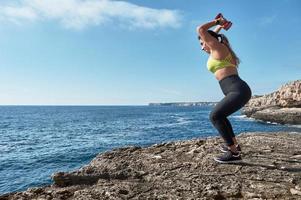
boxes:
[207,53,236,73]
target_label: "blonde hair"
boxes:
[219,34,241,67]
[206,30,241,67]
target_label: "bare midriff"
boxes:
[214,66,238,81]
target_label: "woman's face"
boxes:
[199,40,210,54]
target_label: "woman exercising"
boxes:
[196,15,252,163]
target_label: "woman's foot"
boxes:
[214,150,242,164]
[219,144,241,153]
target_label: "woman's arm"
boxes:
[196,20,221,50]
[213,25,223,33]
[196,18,225,35]
[196,20,218,35]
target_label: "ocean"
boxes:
[1,105,300,195]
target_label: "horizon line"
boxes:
[0,101,219,106]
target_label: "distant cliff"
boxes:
[149,102,217,106]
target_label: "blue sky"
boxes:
[0,0,300,105]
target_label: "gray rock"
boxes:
[1,132,301,199]
[290,188,301,196]
[242,80,301,124]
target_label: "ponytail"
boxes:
[207,30,241,67]
[219,34,241,67]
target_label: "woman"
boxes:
[196,17,252,163]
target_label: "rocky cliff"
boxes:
[1,132,301,200]
[242,80,301,124]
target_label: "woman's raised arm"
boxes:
[213,25,223,33]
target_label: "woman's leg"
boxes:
[212,77,252,163]
[224,118,239,146]
[223,117,235,139]
[210,91,248,146]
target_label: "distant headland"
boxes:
[148,102,217,106]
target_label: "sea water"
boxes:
[0,106,300,194]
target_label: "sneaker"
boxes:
[214,150,242,164]
[220,144,241,153]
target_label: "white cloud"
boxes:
[0,0,182,30]
[0,5,37,25]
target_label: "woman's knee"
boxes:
[209,111,223,123]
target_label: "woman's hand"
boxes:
[216,17,227,26]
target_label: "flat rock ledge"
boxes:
[1,132,301,200]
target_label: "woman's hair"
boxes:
[207,30,241,66]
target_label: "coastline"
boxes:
[1,79,300,199]
[1,131,301,199]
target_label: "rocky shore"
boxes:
[1,132,301,200]
[242,80,301,124]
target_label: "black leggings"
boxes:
[210,74,252,146]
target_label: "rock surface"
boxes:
[1,132,301,200]
[242,80,301,124]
